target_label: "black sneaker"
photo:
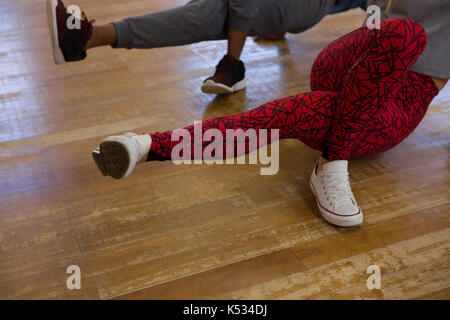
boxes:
[46,0,94,64]
[201,55,246,94]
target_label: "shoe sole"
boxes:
[201,78,246,94]
[91,141,130,180]
[47,0,66,64]
[310,181,363,227]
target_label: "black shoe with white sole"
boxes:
[201,55,246,94]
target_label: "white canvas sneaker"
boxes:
[310,160,363,227]
[91,133,151,179]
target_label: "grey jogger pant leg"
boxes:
[112,0,335,49]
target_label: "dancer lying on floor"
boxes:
[91,0,449,227]
[47,0,369,94]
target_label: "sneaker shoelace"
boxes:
[65,9,95,39]
[81,12,96,25]
[320,171,354,206]
[81,11,95,35]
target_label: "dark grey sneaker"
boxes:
[47,0,94,64]
[201,55,246,94]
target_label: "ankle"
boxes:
[317,156,330,173]
[85,24,117,50]
[227,52,241,60]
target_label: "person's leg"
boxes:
[310,20,385,169]
[111,0,228,50]
[147,91,339,161]
[310,18,439,227]
[47,0,229,63]
[202,0,333,94]
[310,19,439,227]
[111,0,334,51]
[324,18,439,161]
[91,90,338,182]
[201,25,249,95]
[201,0,336,94]
[310,26,379,92]
[85,24,117,50]
[91,86,363,227]
[200,0,258,95]
[310,26,373,172]
[227,27,248,60]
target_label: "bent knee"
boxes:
[379,18,427,54]
[382,18,426,42]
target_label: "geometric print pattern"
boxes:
[147,18,439,162]
[313,18,440,160]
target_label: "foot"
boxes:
[201,55,246,94]
[91,133,151,180]
[46,0,95,64]
[310,160,363,227]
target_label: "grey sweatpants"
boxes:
[112,0,335,49]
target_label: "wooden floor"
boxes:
[0,0,449,300]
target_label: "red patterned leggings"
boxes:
[147,18,439,162]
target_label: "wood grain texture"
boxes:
[0,0,448,300]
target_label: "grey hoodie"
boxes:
[376,0,450,79]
